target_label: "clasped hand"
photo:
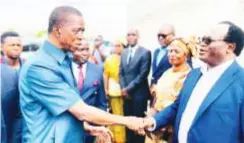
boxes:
[125,116,155,136]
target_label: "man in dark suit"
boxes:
[141,21,244,143]
[1,64,22,143]
[119,29,151,143]
[72,40,108,142]
[151,25,175,86]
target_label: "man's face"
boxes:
[157,27,174,47]
[57,14,85,52]
[199,24,231,66]
[126,29,138,46]
[2,36,23,59]
[73,41,90,64]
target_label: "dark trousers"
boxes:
[10,118,22,143]
[123,98,146,143]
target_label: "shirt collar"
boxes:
[43,40,70,64]
[200,59,234,75]
[129,44,139,53]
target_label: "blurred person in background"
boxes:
[119,28,151,143]
[183,36,205,69]
[1,31,24,70]
[1,64,22,143]
[150,25,175,98]
[104,39,126,143]
[146,38,192,143]
[72,39,108,143]
[92,35,112,66]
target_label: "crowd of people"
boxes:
[1,5,244,143]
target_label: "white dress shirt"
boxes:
[72,62,87,83]
[149,60,234,142]
[178,59,233,143]
[127,45,139,64]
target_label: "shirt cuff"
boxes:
[147,117,157,132]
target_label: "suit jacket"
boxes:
[151,48,171,84]
[153,61,244,143]
[77,62,107,111]
[1,64,20,143]
[119,46,151,101]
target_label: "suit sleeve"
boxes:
[152,93,181,130]
[119,52,126,89]
[96,69,108,111]
[241,97,244,142]
[152,70,194,131]
[125,50,151,93]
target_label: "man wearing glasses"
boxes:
[150,24,175,97]
[141,21,244,143]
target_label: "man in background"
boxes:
[150,25,175,96]
[72,39,108,142]
[1,31,24,70]
[119,28,151,143]
[1,64,22,143]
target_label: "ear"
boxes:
[53,25,61,37]
[227,43,235,54]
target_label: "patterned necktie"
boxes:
[77,65,84,89]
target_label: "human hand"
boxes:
[136,117,155,135]
[84,122,113,142]
[121,89,128,97]
[124,116,144,131]
[145,108,157,117]
[150,85,156,97]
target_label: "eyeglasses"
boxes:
[127,33,137,36]
[201,36,226,45]
[157,33,169,39]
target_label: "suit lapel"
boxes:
[123,49,129,66]
[178,69,202,115]
[191,61,239,125]
[152,49,160,73]
[175,69,202,136]
[153,52,168,75]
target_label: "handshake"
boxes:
[84,116,155,142]
[124,116,155,135]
